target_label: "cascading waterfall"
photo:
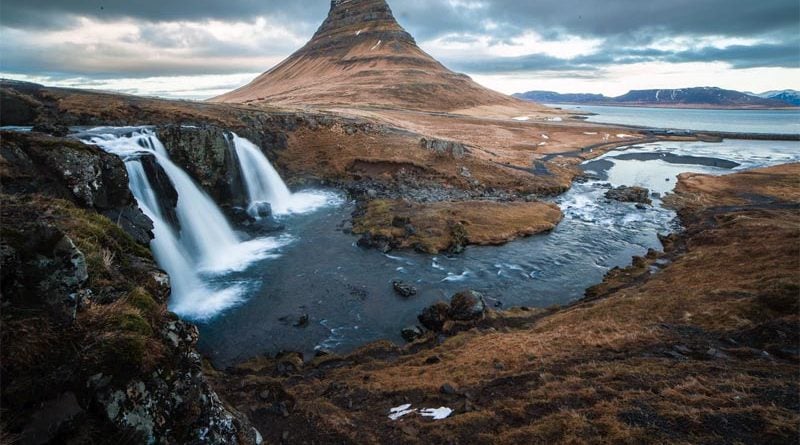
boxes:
[83,128,287,320]
[230,133,334,216]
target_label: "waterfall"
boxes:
[230,134,292,217]
[230,133,334,216]
[83,128,286,320]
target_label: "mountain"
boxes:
[755,90,800,106]
[515,87,796,109]
[211,0,524,112]
[513,90,608,104]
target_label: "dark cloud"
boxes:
[4,0,797,39]
[0,0,797,83]
[445,38,800,74]
[0,0,329,29]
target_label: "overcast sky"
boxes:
[1,0,798,99]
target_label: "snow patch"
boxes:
[388,404,453,421]
[513,116,530,121]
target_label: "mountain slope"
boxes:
[757,90,800,106]
[515,87,795,109]
[211,0,527,112]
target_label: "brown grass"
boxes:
[212,164,800,444]
[353,199,563,253]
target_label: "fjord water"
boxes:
[197,137,800,367]
[551,104,800,134]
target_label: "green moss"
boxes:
[99,333,147,371]
[112,312,153,337]
[127,287,159,315]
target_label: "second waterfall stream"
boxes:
[81,127,337,320]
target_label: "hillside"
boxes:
[211,0,534,112]
[515,87,796,109]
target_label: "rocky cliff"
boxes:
[0,131,259,444]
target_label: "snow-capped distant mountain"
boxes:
[514,87,796,109]
[754,90,800,106]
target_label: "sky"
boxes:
[1,0,798,99]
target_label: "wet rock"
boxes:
[32,122,69,137]
[357,232,394,253]
[418,302,451,331]
[449,290,486,321]
[250,201,273,219]
[141,154,180,228]
[392,280,417,298]
[315,348,334,357]
[401,326,424,342]
[605,186,653,204]
[156,125,245,205]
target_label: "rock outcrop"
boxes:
[0,132,259,444]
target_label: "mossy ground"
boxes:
[1,194,170,438]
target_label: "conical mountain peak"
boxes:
[211,0,522,111]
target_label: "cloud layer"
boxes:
[1,0,798,96]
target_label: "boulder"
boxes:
[605,186,652,204]
[392,280,417,298]
[418,302,451,331]
[401,326,424,342]
[417,290,487,333]
[449,290,486,321]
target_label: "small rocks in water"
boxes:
[366,189,378,198]
[401,326,424,342]
[635,203,649,210]
[293,314,309,327]
[605,185,653,204]
[32,122,70,137]
[449,290,486,321]
[250,202,273,219]
[392,280,417,298]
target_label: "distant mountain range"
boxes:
[513,87,800,109]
